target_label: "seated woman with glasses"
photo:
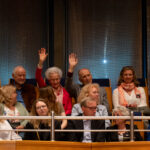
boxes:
[113,66,147,110]
[106,106,143,142]
[24,98,64,141]
[71,83,110,128]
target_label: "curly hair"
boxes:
[45,67,62,80]
[0,85,16,107]
[117,66,139,86]
[77,83,100,103]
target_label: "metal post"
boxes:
[130,111,134,142]
[51,111,55,141]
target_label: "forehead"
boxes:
[123,69,133,74]
[36,101,46,107]
[49,73,60,79]
[86,100,97,106]
[15,67,26,75]
[79,69,91,76]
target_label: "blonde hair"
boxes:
[77,83,100,103]
[0,85,16,107]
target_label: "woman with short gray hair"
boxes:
[36,48,72,115]
[106,106,143,142]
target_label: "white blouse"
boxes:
[113,87,147,108]
[0,120,22,140]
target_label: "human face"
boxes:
[88,87,99,101]
[48,73,61,89]
[12,67,26,86]
[122,70,133,84]
[36,101,49,116]
[10,91,17,106]
[79,69,92,85]
[82,101,97,116]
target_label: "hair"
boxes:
[77,83,100,103]
[30,98,51,128]
[0,105,3,123]
[0,85,16,107]
[80,97,97,108]
[39,86,62,115]
[45,67,62,80]
[78,68,91,77]
[117,66,139,86]
[12,66,26,75]
[112,106,130,116]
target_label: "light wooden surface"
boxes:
[1,141,150,150]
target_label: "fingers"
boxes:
[38,48,47,54]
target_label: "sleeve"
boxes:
[101,105,111,128]
[23,123,36,140]
[65,72,80,100]
[63,88,72,115]
[100,87,110,113]
[71,104,82,116]
[112,88,120,108]
[35,67,46,88]
[17,102,29,127]
[138,87,147,107]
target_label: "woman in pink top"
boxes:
[35,48,72,115]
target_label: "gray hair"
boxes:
[45,67,63,80]
[12,66,26,75]
[80,97,97,107]
[113,106,130,116]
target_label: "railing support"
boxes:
[51,111,55,141]
[130,111,134,142]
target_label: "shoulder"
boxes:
[97,104,107,110]
[113,88,118,93]
[137,87,145,92]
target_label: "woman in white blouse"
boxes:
[113,66,147,109]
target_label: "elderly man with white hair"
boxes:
[35,48,72,115]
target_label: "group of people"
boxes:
[0,48,149,142]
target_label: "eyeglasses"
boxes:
[36,105,47,110]
[85,106,97,110]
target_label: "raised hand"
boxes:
[38,48,48,67]
[68,53,78,72]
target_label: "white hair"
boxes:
[113,106,130,116]
[12,66,26,75]
[45,67,63,80]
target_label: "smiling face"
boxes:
[36,101,49,116]
[88,86,99,101]
[12,66,26,86]
[48,73,61,89]
[122,69,133,84]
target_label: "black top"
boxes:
[23,121,63,141]
[106,124,143,142]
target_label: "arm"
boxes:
[35,48,48,87]
[60,112,67,129]
[100,87,110,113]
[65,53,79,99]
[71,104,82,116]
[112,88,120,108]
[63,88,72,115]
[138,87,147,107]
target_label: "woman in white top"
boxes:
[72,83,110,128]
[0,119,21,140]
[113,66,147,109]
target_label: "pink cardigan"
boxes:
[36,68,72,115]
